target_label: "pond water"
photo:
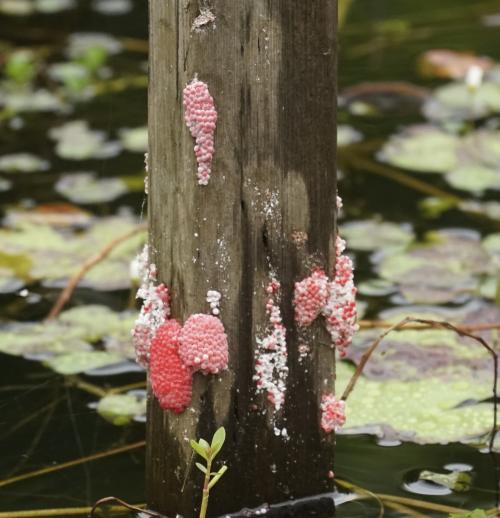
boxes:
[0,0,499,517]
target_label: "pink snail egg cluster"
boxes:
[132,242,171,370]
[183,78,217,186]
[132,283,170,367]
[150,320,193,413]
[179,313,229,374]
[293,269,329,327]
[323,237,358,357]
[292,232,358,357]
[254,278,288,411]
[320,393,346,433]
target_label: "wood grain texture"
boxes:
[147,1,338,516]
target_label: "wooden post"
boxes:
[147,1,338,516]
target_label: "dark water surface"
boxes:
[0,0,499,516]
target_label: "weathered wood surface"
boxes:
[147,1,338,516]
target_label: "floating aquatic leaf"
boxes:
[0,304,136,360]
[0,250,32,291]
[337,361,495,446]
[55,172,128,204]
[47,62,91,92]
[483,233,500,259]
[0,177,12,192]
[419,470,471,492]
[66,33,122,60]
[378,125,459,173]
[0,321,91,356]
[418,50,494,80]
[356,300,368,320]
[340,219,414,252]
[0,153,49,173]
[119,126,148,153]
[59,305,137,342]
[347,301,499,382]
[459,200,500,220]
[5,50,37,84]
[0,216,145,290]
[463,128,500,167]
[0,277,24,294]
[419,197,458,219]
[374,229,495,304]
[44,351,124,374]
[338,125,362,147]
[97,392,146,426]
[445,165,500,194]
[0,0,34,15]
[35,0,75,13]
[423,81,500,121]
[0,88,65,113]
[379,125,500,192]
[4,203,93,228]
[50,121,121,160]
[92,0,132,15]
[357,278,397,297]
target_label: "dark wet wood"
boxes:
[147,1,337,516]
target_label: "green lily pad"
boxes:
[55,172,128,204]
[0,216,145,290]
[97,392,146,426]
[0,0,34,15]
[44,351,123,374]
[446,165,500,193]
[379,125,500,192]
[374,229,494,304]
[5,50,37,85]
[0,88,65,113]
[0,177,11,192]
[340,219,414,252]
[0,153,49,173]
[0,305,137,358]
[4,203,93,228]
[378,125,459,173]
[356,300,368,320]
[119,126,148,153]
[459,200,500,220]
[419,470,471,492]
[66,33,122,60]
[423,81,500,121]
[92,0,132,15]
[338,125,362,147]
[483,233,500,258]
[47,62,91,92]
[50,121,121,160]
[35,0,75,13]
[0,250,32,290]
[463,128,500,168]
[348,301,499,381]
[357,278,397,297]
[0,322,91,356]
[337,361,495,446]
[58,305,137,342]
[0,276,24,293]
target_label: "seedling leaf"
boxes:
[195,462,207,474]
[208,465,227,490]
[190,440,207,460]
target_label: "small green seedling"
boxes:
[190,426,228,518]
